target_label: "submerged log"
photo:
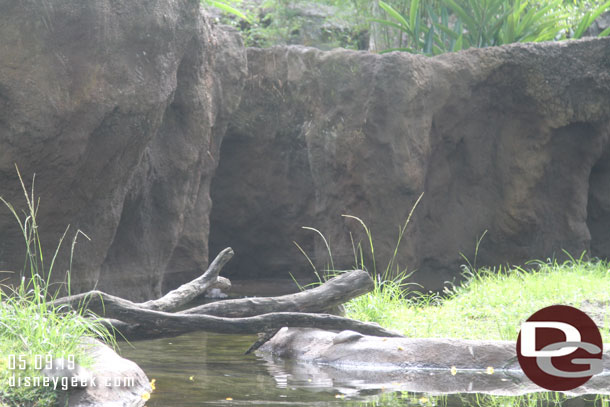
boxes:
[52,248,400,343]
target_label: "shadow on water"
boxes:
[119,331,610,407]
[119,331,372,406]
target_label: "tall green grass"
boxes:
[348,255,610,342]
[295,193,424,325]
[339,193,424,327]
[0,167,115,406]
[296,191,610,343]
[360,391,610,407]
[206,0,610,53]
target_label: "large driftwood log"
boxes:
[181,269,374,317]
[52,248,234,314]
[52,270,372,320]
[52,248,402,343]
[100,309,402,341]
[140,247,234,311]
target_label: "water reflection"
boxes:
[119,332,609,407]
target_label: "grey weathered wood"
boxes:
[52,248,234,313]
[140,247,234,311]
[99,307,403,340]
[211,276,231,293]
[55,290,402,340]
[181,269,374,317]
[50,252,395,343]
[52,290,143,316]
[244,329,281,355]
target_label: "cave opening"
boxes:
[586,147,610,260]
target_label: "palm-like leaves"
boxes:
[373,0,610,55]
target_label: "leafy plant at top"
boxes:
[208,0,372,49]
[496,0,567,44]
[202,0,251,22]
[373,0,610,55]
[370,0,447,53]
[570,0,610,37]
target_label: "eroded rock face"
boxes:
[0,0,246,300]
[3,1,610,298]
[210,39,610,288]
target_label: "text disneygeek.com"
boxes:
[5,354,134,390]
[7,375,135,390]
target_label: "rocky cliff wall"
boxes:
[2,0,610,298]
[210,40,610,288]
[0,0,246,300]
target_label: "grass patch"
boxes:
[298,196,610,343]
[0,168,115,407]
[359,391,610,407]
[345,257,610,342]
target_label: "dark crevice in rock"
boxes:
[208,125,318,281]
[587,124,610,260]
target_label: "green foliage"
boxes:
[296,192,610,345]
[373,0,610,54]
[352,255,610,341]
[202,0,609,52]
[206,0,371,49]
[340,194,424,326]
[0,167,116,406]
[202,0,252,22]
[356,391,608,407]
[295,194,424,326]
[571,0,610,37]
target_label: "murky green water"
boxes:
[119,331,380,406]
[119,331,607,407]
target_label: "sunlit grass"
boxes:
[345,257,610,342]
[357,391,610,407]
[0,278,113,406]
[297,194,610,344]
[298,198,610,343]
[0,167,115,406]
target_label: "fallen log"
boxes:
[180,269,374,317]
[140,247,234,311]
[51,248,401,343]
[52,248,234,314]
[100,309,402,341]
[52,270,372,321]
[54,276,396,341]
